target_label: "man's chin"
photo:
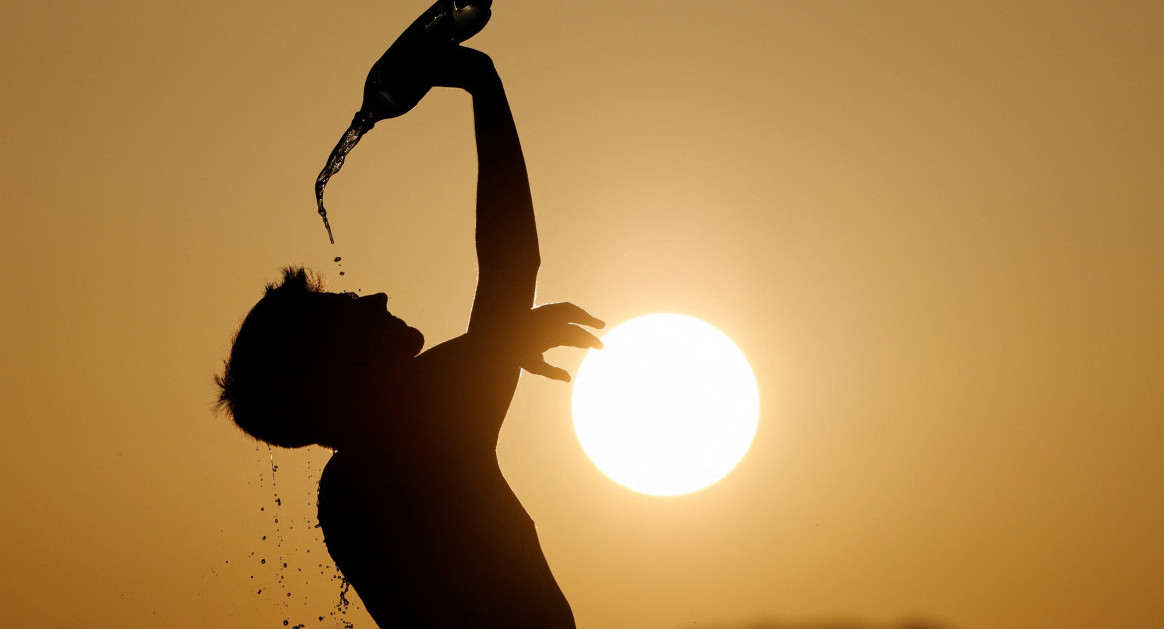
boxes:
[407,327,425,356]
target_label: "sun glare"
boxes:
[571,314,760,496]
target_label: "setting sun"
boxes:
[571,314,760,496]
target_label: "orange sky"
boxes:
[2,1,1162,628]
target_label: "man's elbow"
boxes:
[526,251,541,275]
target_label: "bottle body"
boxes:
[361,1,493,122]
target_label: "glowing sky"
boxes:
[1,1,1162,628]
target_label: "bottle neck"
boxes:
[351,111,375,133]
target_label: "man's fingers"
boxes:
[534,302,605,329]
[516,303,604,382]
[523,358,571,382]
[554,324,604,350]
[423,46,495,90]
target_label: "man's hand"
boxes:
[421,45,499,95]
[518,303,605,382]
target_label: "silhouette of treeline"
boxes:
[702,620,952,629]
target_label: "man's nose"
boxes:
[358,292,389,309]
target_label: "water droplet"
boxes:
[339,271,345,276]
[283,563,288,568]
[283,621,289,627]
[276,498,282,507]
[261,559,267,564]
[262,536,267,541]
[333,256,342,263]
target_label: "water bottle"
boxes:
[315,0,493,243]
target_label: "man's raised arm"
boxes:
[455,51,539,334]
[427,48,603,380]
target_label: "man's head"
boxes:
[216,267,424,448]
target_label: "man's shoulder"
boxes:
[318,450,411,505]
[317,452,381,540]
[317,452,347,509]
[318,452,375,514]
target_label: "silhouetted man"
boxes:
[217,46,601,627]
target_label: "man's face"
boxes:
[310,291,425,363]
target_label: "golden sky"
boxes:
[2,1,1162,628]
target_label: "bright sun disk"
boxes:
[571,313,760,496]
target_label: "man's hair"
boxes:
[216,267,328,448]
